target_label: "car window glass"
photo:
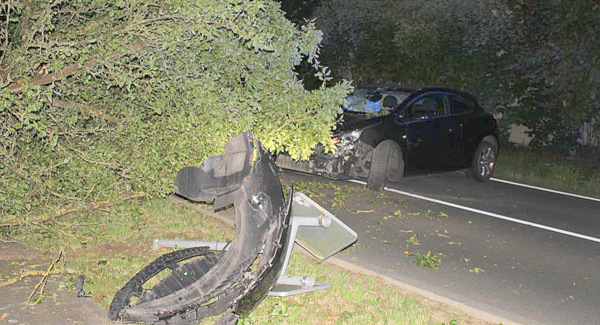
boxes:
[407,94,445,120]
[344,89,409,114]
[451,96,474,114]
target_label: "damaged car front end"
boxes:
[276,86,403,181]
[276,129,368,180]
[276,108,388,181]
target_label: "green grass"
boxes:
[495,144,600,198]
[238,254,433,324]
[6,198,456,324]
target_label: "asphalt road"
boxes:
[281,171,600,325]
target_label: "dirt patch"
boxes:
[0,241,111,325]
[94,242,147,259]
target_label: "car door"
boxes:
[395,93,454,170]
[448,94,478,166]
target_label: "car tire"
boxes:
[367,140,404,190]
[469,137,498,182]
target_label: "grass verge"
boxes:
[494,143,600,198]
[3,197,458,324]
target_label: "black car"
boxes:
[276,84,499,190]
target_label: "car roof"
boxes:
[356,84,478,102]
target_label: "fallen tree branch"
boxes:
[0,192,146,228]
[0,269,65,288]
[7,41,149,94]
[56,143,132,180]
[25,249,62,307]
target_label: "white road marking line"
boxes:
[349,179,600,244]
[490,177,600,203]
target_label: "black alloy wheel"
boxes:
[470,139,497,182]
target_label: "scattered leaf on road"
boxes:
[406,234,420,246]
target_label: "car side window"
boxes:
[407,94,446,120]
[451,96,474,115]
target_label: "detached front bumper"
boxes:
[109,132,293,325]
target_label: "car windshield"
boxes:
[343,89,410,114]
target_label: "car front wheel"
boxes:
[470,138,498,182]
[367,140,404,190]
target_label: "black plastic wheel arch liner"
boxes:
[109,132,293,324]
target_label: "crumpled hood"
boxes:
[334,111,382,134]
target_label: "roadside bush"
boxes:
[0,0,351,222]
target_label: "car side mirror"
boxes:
[395,108,408,121]
[395,113,407,123]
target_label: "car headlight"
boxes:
[333,130,362,146]
[340,130,362,142]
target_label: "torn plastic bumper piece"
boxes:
[108,132,293,324]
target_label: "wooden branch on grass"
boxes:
[0,192,146,228]
[0,269,65,288]
[25,249,63,307]
[7,41,149,94]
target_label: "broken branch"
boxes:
[25,249,63,307]
[0,192,145,227]
[7,41,149,94]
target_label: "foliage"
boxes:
[311,0,600,152]
[494,143,600,198]
[410,251,442,270]
[501,0,600,151]
[0,0,351,221]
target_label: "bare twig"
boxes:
[0,192,145,227]
[57,143,129,176]
[0,160,78,201]
[24,249,63,307]
[346,208,375,214]
[0,269,63,288]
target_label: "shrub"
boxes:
[0,0,351,220]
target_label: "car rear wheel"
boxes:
[470,138,498,182]
[367,140,404,190]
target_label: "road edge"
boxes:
[171,195,519,325]
[326,256,519,325]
